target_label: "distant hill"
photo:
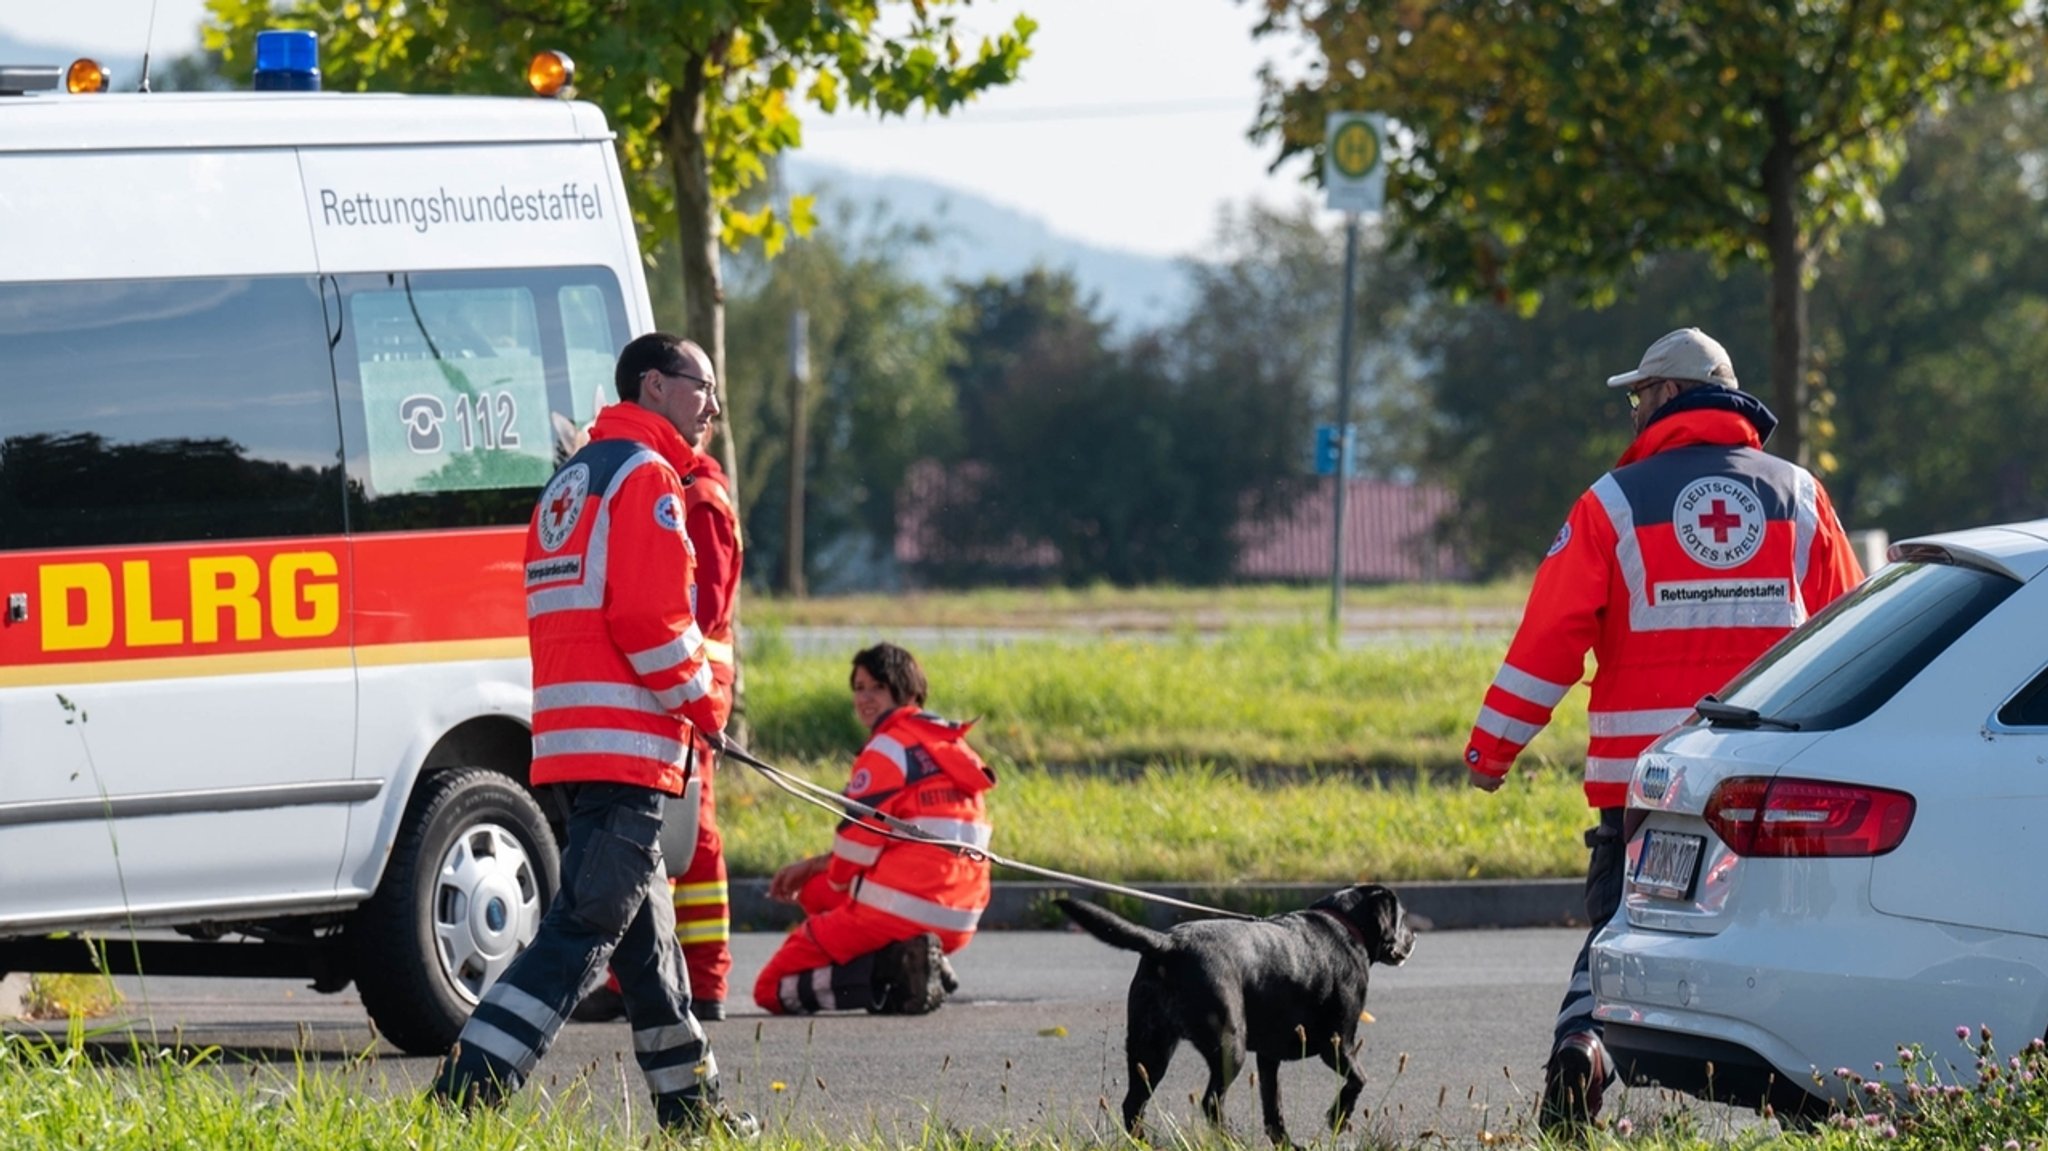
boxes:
[785,156,1193,334]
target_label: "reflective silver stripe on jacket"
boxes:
[1588,708,1696,739]
[1586,755,1639,785]
[831,835,883,867]
[653,663,714,710]
[1593,474,1805,632]
[528,449,663,618]
[534,682,668,715]
[853,878,982,932]
[905,817,992,850]
[533,728,687,765]
[628,622,708,676]
[863,734,908,771]
[1491,663,1573,709]
[1790,468,1818,612]
[1474,705,1542,746]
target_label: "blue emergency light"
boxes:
[252,30,320,91]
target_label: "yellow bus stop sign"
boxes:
[1324,111,1386,215]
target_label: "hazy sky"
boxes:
[6,0,1324,259]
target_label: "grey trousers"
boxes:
[429,781,721,1129]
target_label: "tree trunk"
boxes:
[1761,103,1809,467]
[665,54,749,740]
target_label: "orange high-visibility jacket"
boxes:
[524,403,722,793]
[827,706,997,935]
[1465,405,1864,808]
[683,450,742,731]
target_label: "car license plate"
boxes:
[1632,829,1704,901]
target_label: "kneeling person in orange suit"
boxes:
[754,643,995,1015]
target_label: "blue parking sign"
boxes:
[1314,423,1357,477]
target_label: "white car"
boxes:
[1592,517,2048,1120]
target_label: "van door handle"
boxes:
[7,593,25,624]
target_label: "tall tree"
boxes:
[1816,80,2048,537]
[723,216,961,591]
[1248,0,2039,465]
[204,0,1032,491]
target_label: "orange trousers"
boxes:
[751,873,972,1014]
[671,757,730,1005]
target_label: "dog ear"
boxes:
[1369,887,1415,964]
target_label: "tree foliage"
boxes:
[203,0,1032,532]
[1409,76,2048,572]
[1249,0,2041,465]
[723,212,961,591]
[1819,81,2048,537]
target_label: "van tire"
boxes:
[350,767,559,1056]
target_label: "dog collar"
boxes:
[1312,907,1373,951]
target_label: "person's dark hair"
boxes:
[850,642,927,707]
[614,332,700,404]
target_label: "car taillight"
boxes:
[1704,776,1915,857]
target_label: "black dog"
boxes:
[1058,884,1415,1146]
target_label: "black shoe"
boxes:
[1539,1031,1609,1134]
[690,998,726,1022]
[570,985,625,1023]
[871,933,947,1015]
[664,1102,760,1145]
[936,952,960,995]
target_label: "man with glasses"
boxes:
[1459,327,1863,1135]
[429,333,756,1141]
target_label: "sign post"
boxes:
[1323,112,1386,644]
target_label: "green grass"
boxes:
[14,1022,2048,1151]
[745,580,1532,630]
[741,626,1583,773]
[717,760,1591,883]
[719,624,1594,882]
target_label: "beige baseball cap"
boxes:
[1605,327,1739,390]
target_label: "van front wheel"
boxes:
[351,768,558,1056]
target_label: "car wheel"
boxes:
[350,767,559,1056]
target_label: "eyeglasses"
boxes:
[1626,380,1664,411]
[655,368,711,389]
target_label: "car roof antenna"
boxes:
[136,0,162,92]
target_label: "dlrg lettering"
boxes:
[39,551,341,653]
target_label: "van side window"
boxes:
[334,268,630,532]
[560,285,617,426]
[348,284,554,497]
[0,277,345,550]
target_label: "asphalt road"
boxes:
[12,927,1763,1146]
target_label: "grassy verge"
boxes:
[717,759,1592,883]
[720,625,1594,882]
[745,580,1532,630]
[740,626,1584,774]
[11,1023,2048,1151]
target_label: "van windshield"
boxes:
[1714,559,2019,731]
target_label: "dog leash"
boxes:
[712,734,1257,922]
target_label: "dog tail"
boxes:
[1055,897,1171,957]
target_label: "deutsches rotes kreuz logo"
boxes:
[1672,477,1765,569]
[536,463,591,553]
[654,492,684,532]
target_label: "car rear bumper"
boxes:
[1593,906,2048,1111]
[1601,1021,1829,1119]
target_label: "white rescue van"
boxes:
[0,48,651,1053]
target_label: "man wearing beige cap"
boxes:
[1461,327,1863,1133]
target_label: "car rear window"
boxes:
[1713,558,2019,731]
